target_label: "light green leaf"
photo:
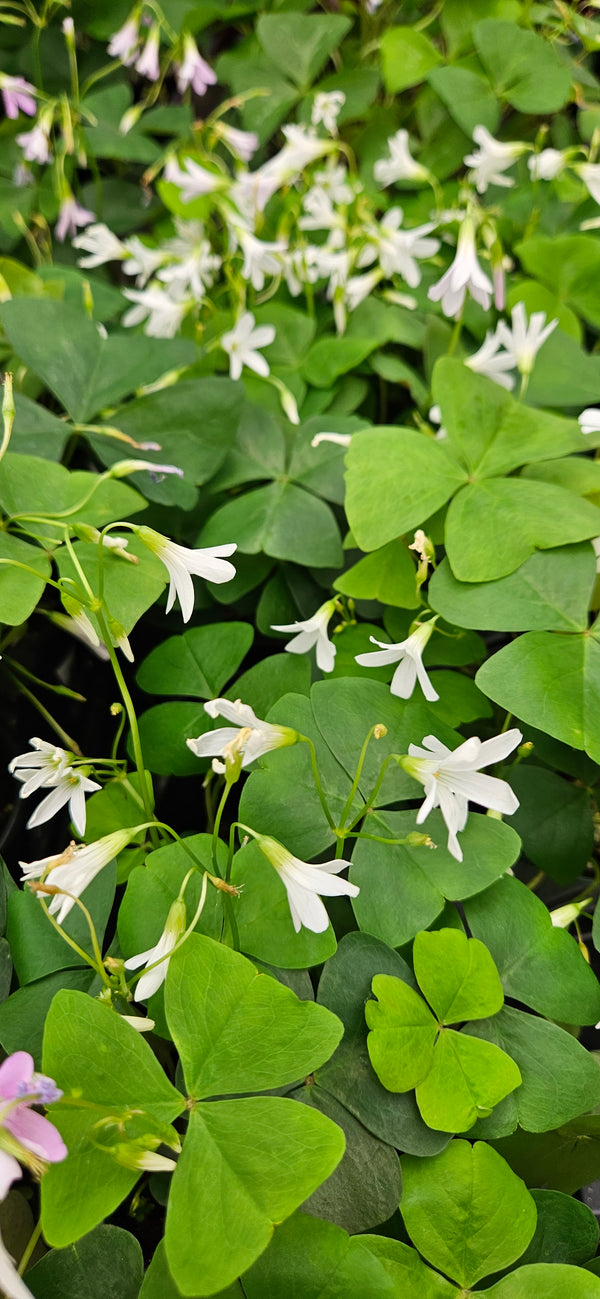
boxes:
[427,66,500,135]
[445,479,600,582]
[360,1236,459,1298]
[476,629,600,763]
[416,1030,522,1133]
[0,531,50,625]
[401,1141,537,1287]
[463,876,600,1024]
[165,933,343,1096]
[429,544,595,632]
[0,454,145,533]
[243,1214,399,1299]
[345,428,466,552]
[165,1100,345,1295]
[474,19,572,112]
[334,539,419,607]
[303,337,377,388]
[413,928,504,1024]
[483,1264,600,1298]
[365,974,438,1092]
[381,26,441,92]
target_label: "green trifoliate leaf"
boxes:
[413,928,504,1023]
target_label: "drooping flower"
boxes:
[16,120,52,165]
[495,302,558,376]
[221,312,275,381]
[217,123,259,163]
[573,161,600,206]
[272,599,337,673]
[246,831,359,933]
[399,729,522,861]
[235,228,287,291]
[55,194,95,243]
[135,24,161,81]
[137,526,236,621]
[355,620,439,702]
[580,408,600,435]
[122,284,191,337]
[311,91,345,134]
[187,698,297,772]
[528,148,565,181]
[175,34,217,96]
[72,222,125,267]
[122,235,168,285]
[428,217,493,318]
[107,15,140,65]
[464,331,516,390]
[164,155,224,202]
[0,75,36,120]
[21,828,138,923]
[463,125,528,194]
[373,129,429,187]
[9,738,100,837]
[125,897,187,1000]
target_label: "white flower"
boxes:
[221,311,275,381]
[373,129,429,187]
[528,148,565,181]
[400,729,522,862]
[278,123,335,172]
[122,284,191,337]
[125,897,187,1000]
[55,195,95,243]
[137,526,236,621]
[187,697,297,773]
[299,187,346,242]
[235,228,287,290]
[107,16,139,65]
[72,222,125,267]
[16,121,51,164]
[428,217,493,318]
[135,25,160,81]
[310,432,352,448]
[176,34,216,96]
[313,163,355,205]
[573,162,600,205]
[158,219,221,298]
[312,91,345,134]
[249,832,359,933]
[282,246,321,297]
[164,155,224,202]
[550,899,592,929]
[355,621,439,702]
[358,207,439,287]
[9,738,100,836]
[463,125,528,194]
[580,408,600,435]
[272,599,337,673]
[21,829,136,923]
[344,268,382,313]
[122,235,167,285]
[218,123,259,163]
[495,302,558,376]
[464,331,515,390]
[0,1228,35,1299]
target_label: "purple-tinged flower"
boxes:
[0,1051,66,1189]
[135,25,160,81]
[55,194,95,243]
[176,34,217,96]
[0,75,35,120]
[107,15,140,65]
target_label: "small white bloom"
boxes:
[135,25,160,81]
[573,162,600,205]
[21,829,136,923]
[528,148,565,181]
[299,187,346,242]
[122,235,167,285]
[55,195,95,243]
[344,268,382,313]
[355,620,439,702]
[125,897,187,1000]
[221,311,275,381]
[400,729,522,862]
[464,330,516,390]
[107,16,139,65]
[579,408,600,435]
[72,222,125,268]
[358,207,439,287]
[313,163,355,205]
[282,246,321,297]
[272,599,337,673]
[122,284,190,338]
[218,123,259,163]
[9,738,100,836]
[249,832,359,933]
[312,91,345,134]
[164,155,224,202]
[158,219,221,298]
[175,34,216,96]
[235,228,287,291]
[374,129,429,187]
[311,432,352,448]
[428,217,493,318]
[278,123,335,172]
[495,302,558,376]
[0,1227,35,1299]
[187,697,297,772]
[463,125,528,194]
[16,120,51,164]
[137,526,236,621]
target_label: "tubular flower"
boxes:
[373,129,429,186]
[20,828,137,923]
[9,738,100,836]
[175,34,216,95]
[399,729,522,862]
[137,526,236,621]
[463,125,528,193]
[355,620,439,701]
[272,599,337,673]
[187,698,297,773]
[428,217,493,318]
[125,898,187,1000]
[249,831,359,933]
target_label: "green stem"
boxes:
[18,1217,42,1276]
[337,725,378,834]
[211,780,232,877]
[346,753,394,832]
[2,665,82,753]
[37,896,107,980]
[297,735,336,829]
[94,607,157,842]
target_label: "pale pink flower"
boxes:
[176,34,217,96]
[0,76,35,120]
[55,195,95,242]
[107,15,140,65]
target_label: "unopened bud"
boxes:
[550,899,592,929]
[373,724,387,739]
